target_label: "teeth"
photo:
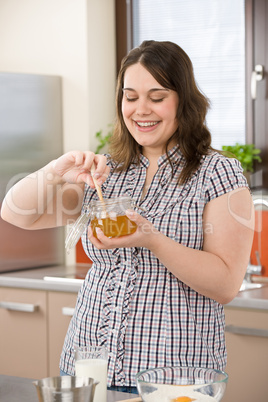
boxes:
[137,121,158,127]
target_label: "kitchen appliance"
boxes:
[0,72,64,272]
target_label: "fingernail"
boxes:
[94,173,100,179]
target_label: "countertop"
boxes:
[226,281,268,310]
[0,264,88,293]
[0,265,268,310]
[0,375,138,402]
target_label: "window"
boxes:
[131,0,246,150]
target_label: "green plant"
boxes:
[94,125,113,154]
[221,143,262,172]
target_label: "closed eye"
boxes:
[125,97,138,102]
[151,98,164,103]
[126,97,164,103]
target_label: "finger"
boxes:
[88,226,119,249]
[97,165,110,185]
[94,154,108,170]
[70,152,98,186]
[82,152,95,170]
[126,209,140,223]
[94,227,134,249]
[72,151,86,167]
[93,155,109,183]
[126,210,156,237]
[126,210,146,234]
[87,226,105,249]
[80,152,96,186]
[79,172,95,187]
[54,151,84,180]
[95,227,109,242]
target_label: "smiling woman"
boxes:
[0,39,254,393]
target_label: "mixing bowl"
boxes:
[136,366,228,401]
[33,376,98,402]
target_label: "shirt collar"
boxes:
[158,144,182,167]
[137,144,183,169]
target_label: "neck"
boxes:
[142,141,177,162]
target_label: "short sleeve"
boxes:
[204,156,249,203]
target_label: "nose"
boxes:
[136,98,151,116]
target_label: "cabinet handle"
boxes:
[0,301,39,313]
[62,307,75,316]
[225,324,268,338]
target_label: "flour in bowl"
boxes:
[140,382,218,402]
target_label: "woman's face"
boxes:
[122,63,179,156]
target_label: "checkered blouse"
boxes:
[60,145,248,386]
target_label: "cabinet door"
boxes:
[223,307,268,402]
[0,287,47,378]
[48,291,78,376]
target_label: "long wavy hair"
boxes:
[109,40,212,184]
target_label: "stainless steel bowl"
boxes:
[33,376,98,402]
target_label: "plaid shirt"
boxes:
[60,145,248,386]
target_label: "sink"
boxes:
[239,282,264,291]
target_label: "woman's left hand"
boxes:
[87,210,159,250]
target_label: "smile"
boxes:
[136,121,159,127]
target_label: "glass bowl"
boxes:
[136,366,228,401]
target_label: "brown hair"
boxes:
[109,40,212,184]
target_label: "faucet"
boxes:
[245,251,262,282]
[244,198,268,282]
[253,198,268,209]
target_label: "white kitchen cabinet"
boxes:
[222,306,268,402]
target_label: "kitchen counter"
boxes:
[0,375,138,402]
[0,265,89,293]
[226,281,268,310]
[0,265,268,310]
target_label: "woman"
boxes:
[1,40,254,392]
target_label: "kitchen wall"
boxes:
[0,0,116,264]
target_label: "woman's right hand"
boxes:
[53,151,110,187]
[0,150,110,230]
